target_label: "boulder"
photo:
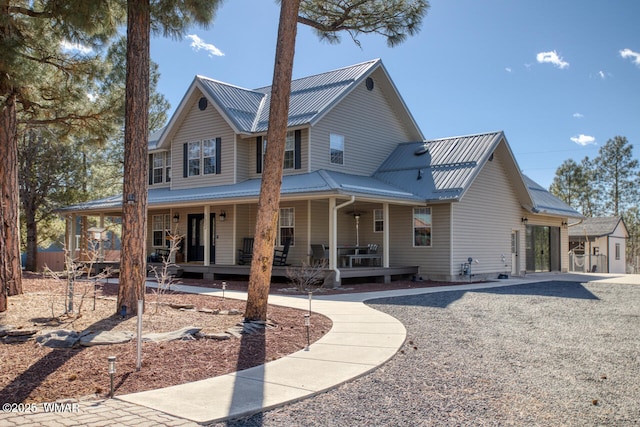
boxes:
[79,330,134,347]
[142,326,201,343]
[36,330,80,348]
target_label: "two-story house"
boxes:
[63,58,582,284]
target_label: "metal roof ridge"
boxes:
[424,130,504,143]
[252,58,381,92]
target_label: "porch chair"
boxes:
[273,239,291,266]
[310,244,328,265]
[237,237,254,265]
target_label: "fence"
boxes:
[568,253,608,273]
[35,250,121,272]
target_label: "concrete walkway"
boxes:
[2,272,637,426]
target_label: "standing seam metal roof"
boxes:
[374,131,503,201]
[196,59,380,133]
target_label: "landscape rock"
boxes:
[36,330,80,348]
[142,326,201,343]
[197,331,231,340]
[79,331,134,347]
[169,303,195,310]
[0,325,15,337]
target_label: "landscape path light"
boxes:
[108,356,116,398]
[304,314,311,350]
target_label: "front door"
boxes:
[187,213,216,263]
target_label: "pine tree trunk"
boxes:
[245,0,300,321]
[117,0,150,315]
[0,91,23,312]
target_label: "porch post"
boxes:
[70,214,77,256]
[203,205,211,266]
[99,214,105,261]
[329,197,337,271]
[383,203,389,268]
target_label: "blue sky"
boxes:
[150,0,640,189]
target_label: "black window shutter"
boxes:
[183,143,188,178]
[256,136,263,174]
[215,137,222,174]
[148,154,153,185]
[294,130,301,170]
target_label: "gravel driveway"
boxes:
[216,280,639,426]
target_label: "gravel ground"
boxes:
[214,280,640,426]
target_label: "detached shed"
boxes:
[568,217,628,274]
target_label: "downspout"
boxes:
[331,196,355,284]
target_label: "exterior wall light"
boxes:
[521,217,528,224]
[173,213,180,223]
[219,210,226,221]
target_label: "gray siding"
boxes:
[310,68,416,175]
[170,91,236,190]
[451,143,526,277]
[388,204,451,278]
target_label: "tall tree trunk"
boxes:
[0,91,23,311]
[24,205,38,272]
[117,0,150,315]
[245,0,300,321]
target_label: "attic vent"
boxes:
[414,143,429,156]
[365,77,374,91]
[198,97,208,110]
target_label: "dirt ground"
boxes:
[0,273,454,404]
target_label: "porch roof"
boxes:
[59,170,422,214]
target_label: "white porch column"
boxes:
[99,214,105,261]
[329,197,337,271]
[203,205,211,266]
[70,214,77,256]
[383,203,390,268]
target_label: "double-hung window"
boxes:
[202,139,217,174]
[373,209,384,232]
[149,152,171,185]
[262,131,295,170]
[330,133,344,165]
[184,138,221,177]
[188,141,201,177]
[152,214,170,247]
[413,207,432,247]
[278,207,295,246]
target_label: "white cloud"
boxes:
[620,48,640,67]
[187,34,224,58]
[505,67,512,73]
[570,134,596,146]
[60,40,93,55]
[536,50,569,69]
[598,70,606,79]
[573,113,584,118]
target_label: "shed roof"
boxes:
[568,217,625,238]
[523,175,584,218]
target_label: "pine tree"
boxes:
[117,0,220,315]
[245,0,430,321]
[0,1,122,312]
[593,136,638,216]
